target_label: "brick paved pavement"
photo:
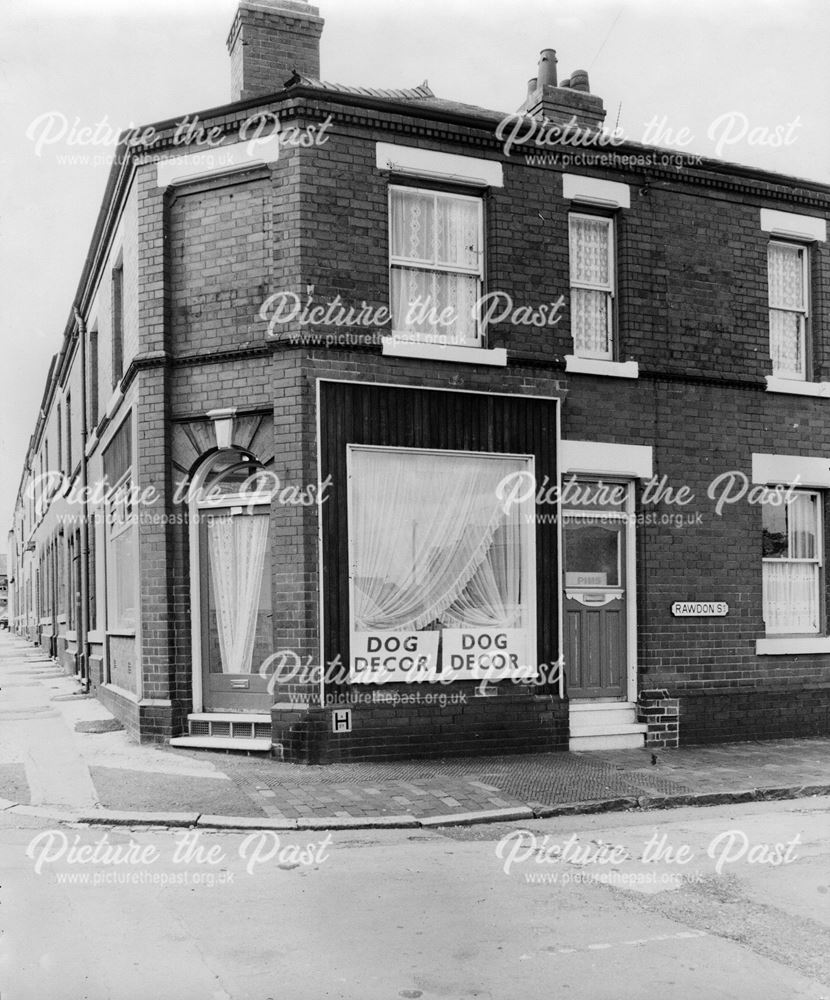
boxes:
[149,738,830,821]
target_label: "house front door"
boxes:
[200,505,274,713]
[563,502,629,699]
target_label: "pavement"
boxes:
[2,630,830,830]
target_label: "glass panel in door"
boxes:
[201,507,273,712]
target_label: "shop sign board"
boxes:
[442,628,536,680]
[350,631,440,683]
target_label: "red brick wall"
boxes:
[109,105,830,750]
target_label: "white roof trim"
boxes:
[375,142,503,187]
[760,209,826,243]
[561,440,653,479]
[563,174,630,209]
[752,452,830,488]
[156,134,282,188]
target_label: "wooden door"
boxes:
[564,515,627,699]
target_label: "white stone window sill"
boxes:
[756,636,830,655]
[565,355,639,379]
[106,383,124,419]
[381,337,507,366]
[102,682,139,704]
[765,376,830,398]
[85,430,99,457]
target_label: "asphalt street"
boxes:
[2,796,828,999]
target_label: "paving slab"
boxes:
[89,766,266,818]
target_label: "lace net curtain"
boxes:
[390,189,481,344]
[763,493,819,633]
[207,513,269,673]
[768,243,805,378]
[570,216,612,358]
[351,449,527,633]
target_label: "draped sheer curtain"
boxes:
[762,492,820,634]
[768,242,806,379]
[207,512,270,673]
[390,188,482,346]
[569,214,613,359]
[350,448,529,633]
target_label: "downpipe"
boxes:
[73,307,91,695]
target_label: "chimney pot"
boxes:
[526,77,538,97]
[569,69,590,93]
[537,48,558,88]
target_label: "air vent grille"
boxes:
[187,717,271,741]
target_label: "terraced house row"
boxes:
[8,0,830,762]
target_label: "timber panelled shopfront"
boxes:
[275,380,566,761]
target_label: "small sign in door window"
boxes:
[564,523,621,588]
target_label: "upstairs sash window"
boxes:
[569,213,615,360]
[389,187,484,346]
[768,241,808,380]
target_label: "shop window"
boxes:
[762,491,822,634]
[768,241,808,380]
[106,474,136,630]
[569,213,615,360]
[389,186,484,346]
[348,445,536,680]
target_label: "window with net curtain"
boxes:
[107,474,137,630]
[762,491,822,634]
[569,213,614,360]
[348,446,534,642]
[768,241,808,380]
[389,186,483,346]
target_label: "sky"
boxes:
[1,0,829,554]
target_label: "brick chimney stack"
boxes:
[227,0,324,102]
[520,49,606,131]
